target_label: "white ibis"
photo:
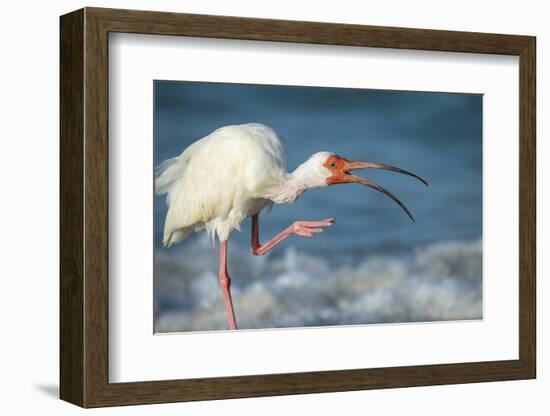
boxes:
[155,123,427,330]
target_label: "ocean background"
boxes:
[153,81,483,333]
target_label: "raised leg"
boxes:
[251,213,335,256]
[219,240,238,330]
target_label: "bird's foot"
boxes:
[291,218,335,238]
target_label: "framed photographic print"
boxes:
[60,7,536,408]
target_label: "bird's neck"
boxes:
[264,171,319,204]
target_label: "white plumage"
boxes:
[156,123,289,245]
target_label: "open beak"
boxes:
[328,160,428,222]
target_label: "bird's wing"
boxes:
[158,124,287,245]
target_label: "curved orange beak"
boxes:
[326,159,428,222]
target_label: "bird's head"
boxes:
[293,152,428,222]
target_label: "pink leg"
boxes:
[219,240,238,330]
[251,213,335,256]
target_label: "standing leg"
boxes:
[219,240,238,330]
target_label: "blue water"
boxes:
[153,81,482,332]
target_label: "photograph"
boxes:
[153,81,483,333]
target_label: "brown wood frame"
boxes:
[60,7,536,408]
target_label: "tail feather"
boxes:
[155,134,207,198]
[155,157,185,195]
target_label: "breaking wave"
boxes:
[154,237,482,332]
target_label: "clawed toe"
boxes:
[292,218,336,238]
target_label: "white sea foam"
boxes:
[154,237,482,332]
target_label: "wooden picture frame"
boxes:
[60,7,536,408]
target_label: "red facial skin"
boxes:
[323,155,364,185]
[322,154,428,222]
